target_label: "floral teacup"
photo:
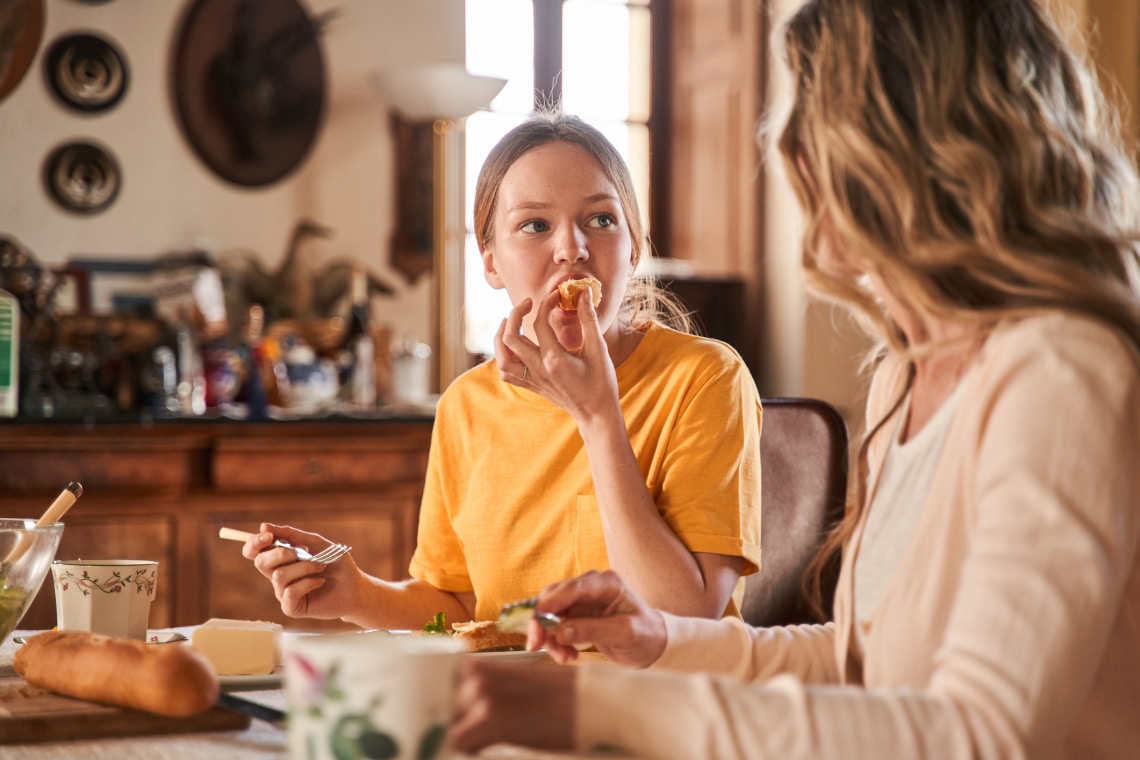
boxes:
[51,559,158,640]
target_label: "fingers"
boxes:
[537,569,626,617]
[574,290,611,362]
[529,289,562,351]
[277,575,327,617]
[269,522,326,548]
[525,617,580,664]
[495,300,537,383]
[531,570,667,668]
[450,659,577,754]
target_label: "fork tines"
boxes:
[309,542,351,564]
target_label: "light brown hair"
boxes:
[773,0,1140,614]
[473,110,691,333]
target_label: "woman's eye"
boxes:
[589,214,617,229]
[520,220,549,233]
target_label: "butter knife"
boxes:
[217,692,286,728]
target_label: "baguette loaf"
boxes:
[14,630,220,717]
[557,277,603,310]
[451,620,528,652]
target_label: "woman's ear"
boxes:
[482,246,505,289]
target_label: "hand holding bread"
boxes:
[557,277,603,310]
[14,630,220,717]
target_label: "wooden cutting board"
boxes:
[0,676,250,744]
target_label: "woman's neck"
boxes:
[877,286,986,442]
[604,321,645,368]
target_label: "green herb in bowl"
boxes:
[0,585,32,643]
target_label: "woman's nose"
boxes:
[553,226,589,263]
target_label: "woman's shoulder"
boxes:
[968,313,1140,412]
[621,324,757,401]
[436,358,503,407]
[639,323,748,367]
[985,312,1138,369]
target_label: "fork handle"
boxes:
[217,526,262,544]
[219,527,255,542]
[219,527,308,557]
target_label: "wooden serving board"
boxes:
[0,676,250,744]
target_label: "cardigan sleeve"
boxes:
[575,318,1140,759]
[652,615,839,685]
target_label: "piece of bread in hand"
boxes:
[451,620,528,652]
[557,277,603,310]
[14,630,220,717]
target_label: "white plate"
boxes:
[219,668,283,692]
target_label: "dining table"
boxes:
[0,628,629,760]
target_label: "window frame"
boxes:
[528,0,672,257]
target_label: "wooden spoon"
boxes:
[1,482,84,575]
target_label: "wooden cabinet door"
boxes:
[197,486,422,632]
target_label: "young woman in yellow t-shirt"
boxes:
[238,112,763,630]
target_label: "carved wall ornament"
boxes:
[43,32,129,113]
[42,140,121,215]
[0,0,44,106]
[171,0,335,188]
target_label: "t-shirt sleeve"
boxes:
[407,407,474,594]
[655,348,763,575]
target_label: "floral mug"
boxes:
[284,630,467,760]
[51,559,158,640]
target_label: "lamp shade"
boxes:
[371,62,505,121]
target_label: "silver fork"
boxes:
[218,527,351,565]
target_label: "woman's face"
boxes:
[482,140,634,346]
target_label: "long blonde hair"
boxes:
[472,110,691,333]
[775,0,1140,613]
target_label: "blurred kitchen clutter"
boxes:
[0,224,419,422]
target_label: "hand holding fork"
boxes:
[219,527,351,565]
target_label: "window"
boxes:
[463,0,655,357]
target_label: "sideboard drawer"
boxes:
[0,437,207,491]
[212,430,431,490]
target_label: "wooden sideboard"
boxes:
[0,417,433,632]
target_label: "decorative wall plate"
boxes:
[171,0,331,187]
[42,140,121,215]
[43,32,129,113]
[0,0,44,105]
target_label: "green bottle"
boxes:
[0,289,18,417]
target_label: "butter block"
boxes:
[191,618,283,675]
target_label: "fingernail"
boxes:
[562,624,576,640]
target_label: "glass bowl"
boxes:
[0,519,65,645]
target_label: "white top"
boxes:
[853,386,962,630]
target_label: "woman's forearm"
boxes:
[339,575,477,630]
[580,410,737,618]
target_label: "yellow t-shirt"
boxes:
[409,323,763,622]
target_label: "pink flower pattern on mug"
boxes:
[54,567,156,597]
[287,652,448,760]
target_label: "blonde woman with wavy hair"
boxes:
[451,2,1140,758]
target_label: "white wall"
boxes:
[0,0,468,343]
[760,0,873,430]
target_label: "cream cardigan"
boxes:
[575,313,1140,759]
